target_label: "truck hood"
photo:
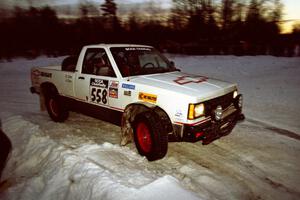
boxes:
[130,72,237,101]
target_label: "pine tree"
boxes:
[221,0,234,29]
[100,0,121,36]
[101,0,117,18]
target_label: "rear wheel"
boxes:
[45,92,68,122]
[133,111,168,161]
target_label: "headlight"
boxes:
[233,90,238,99]
[188,103,205,120]
[238,95,243,108]
[234,94,243,109]
[214,105,223,121]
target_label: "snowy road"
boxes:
[1,55,300,200]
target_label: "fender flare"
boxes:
[120,102,173,146]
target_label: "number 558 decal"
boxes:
[89,78,109,105]
[90,87,108,104]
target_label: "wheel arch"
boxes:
[120,102,173,146]
[39,82,59,111]
[40,82,59,96]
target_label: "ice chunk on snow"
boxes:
[132,175,201,200]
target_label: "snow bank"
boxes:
[0,115,200,200]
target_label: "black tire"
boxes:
[45,92,69,122]
[133,111,168,161]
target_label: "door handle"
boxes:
[78,76,85,80]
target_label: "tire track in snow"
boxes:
[246,118,300,141]
[165,122,300,200]
[168,143,257,200]
[170,143,299,200]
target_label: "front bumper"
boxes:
[182,106,243,143]
[170,93,244,144]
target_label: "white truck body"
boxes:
[30,44,244,160]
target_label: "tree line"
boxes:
[0,0,299,60]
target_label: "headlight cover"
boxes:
[233,90,238,99]
[188,103,205,120]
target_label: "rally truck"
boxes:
[30,44,244,161]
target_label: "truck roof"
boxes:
[84,44,153,49]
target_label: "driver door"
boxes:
[75,48,119,108]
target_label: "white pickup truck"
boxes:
[30,44,244,161]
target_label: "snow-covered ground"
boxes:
[0,55,300,200]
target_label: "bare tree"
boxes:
[246,0,266,22]
[170,0,190,30]
[233,1,246,22]
[269,0,283,22]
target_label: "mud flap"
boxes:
[40,94,46,111]
[120,107,133,146]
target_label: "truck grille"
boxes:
[204,92,234,117]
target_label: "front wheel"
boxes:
[45,93,68,122]
[133,111,168,161]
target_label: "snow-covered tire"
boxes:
[45,92,68,122]
[133,111,168,161]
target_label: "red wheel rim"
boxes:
[49,98,59,117]
[136,122,152,153]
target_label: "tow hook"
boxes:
[30,87,36,94]
[238,113,245,121]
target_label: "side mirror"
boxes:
[170,61,175,68]
[170,60,181,71]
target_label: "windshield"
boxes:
[110,47,176,77]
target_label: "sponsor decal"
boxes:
[124,91,131,96]
[122,83,135,90]
[125,47,151,51]
[174,75,207,85]
[32,69,40,76]
[138,92,157,103]
[175,109,183,118]
[90,78,108,88]
[32,69,40,84]
[40,72,52,78]
[109,81,119,89]
[109,88,118,98]
[65,74,72,83]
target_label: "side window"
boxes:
[82,48,116,77]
